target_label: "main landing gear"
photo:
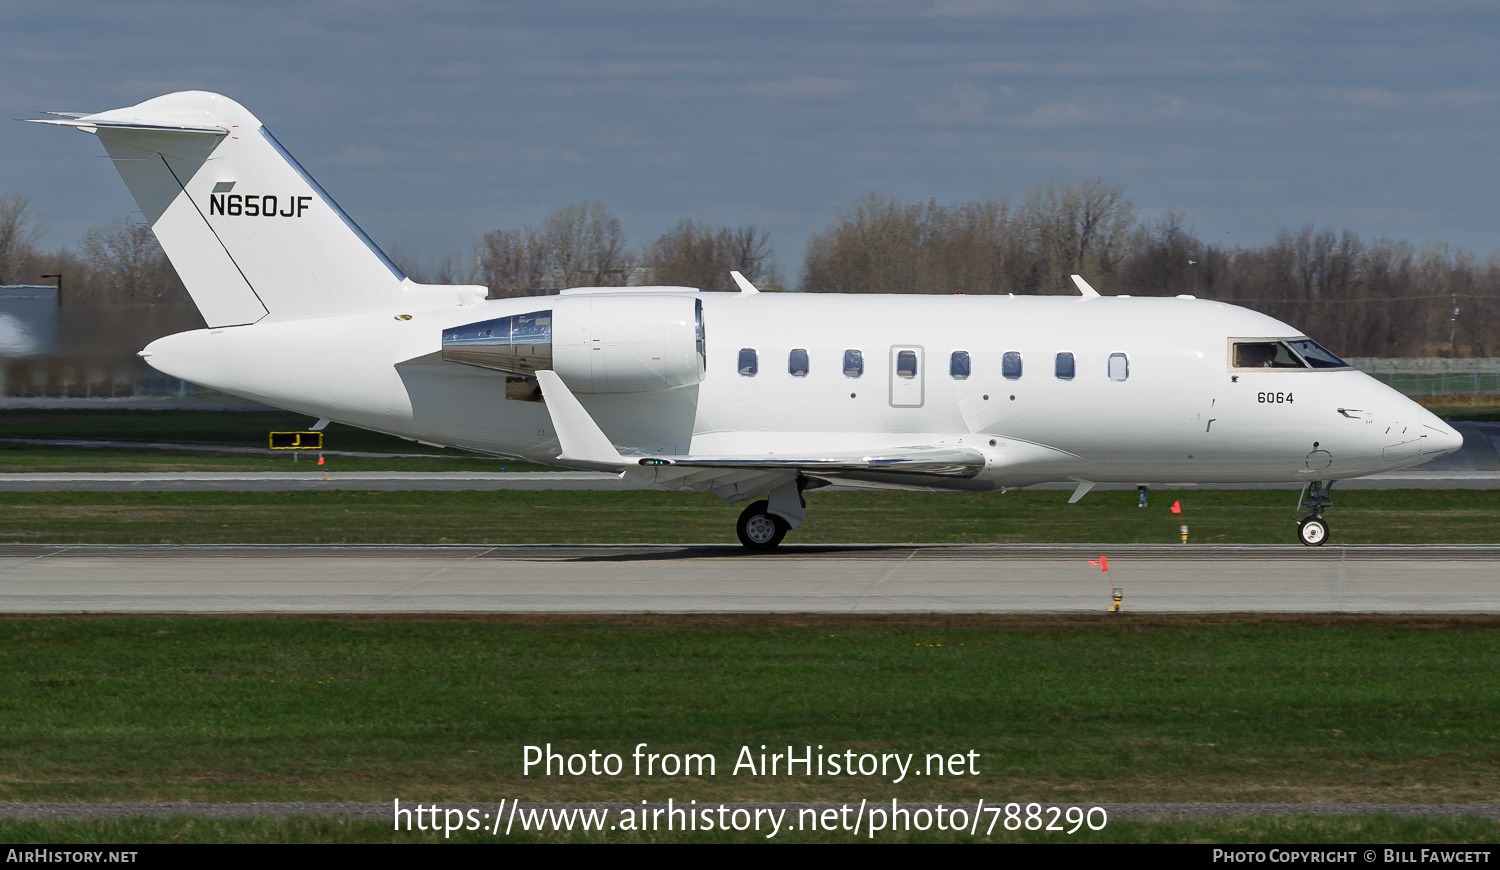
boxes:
[1295,480,1337,547]
[736,500,789,550]
[735,477,814,551]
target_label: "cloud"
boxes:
[334,144,397,167]
[1322,87,1497,111]
[1011,101,1093,128]
[741,77,856,100]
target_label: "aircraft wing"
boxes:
[533,370,986,502]
[637,450,984,477]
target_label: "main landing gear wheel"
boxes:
[736,500,788,551]
[1297,516,1329,547]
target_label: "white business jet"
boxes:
[31,92,1464,548]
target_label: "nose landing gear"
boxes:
[1295,480,1336,546]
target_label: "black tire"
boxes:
[1297,516,1329,547]
[736,500,788,551]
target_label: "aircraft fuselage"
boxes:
[141,289,1460,489]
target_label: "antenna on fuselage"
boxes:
[1070,275,1101,298]
[730,271,760,295]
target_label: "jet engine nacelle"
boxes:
[442,293,705,394]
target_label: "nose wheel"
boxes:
[1297,516,1329,547]
[1294,480,1336,547]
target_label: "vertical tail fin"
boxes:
[32,91,410,327]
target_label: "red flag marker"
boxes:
[1088,555,1109,572]
[317,455,325,466]
[1170,500,1182,514]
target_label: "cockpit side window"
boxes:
[1232,341,1305,369]
[1285,338,1348,369]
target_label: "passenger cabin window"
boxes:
[1002,351,1022,380]
[843,349,864,378]
[950,351,970,379]
[738,348,758,376]
[789,348,809,377]
[1233,341,1304,369]
[1055,352,1075,380]
[896,350,918,379]
[1108,353,1129,381]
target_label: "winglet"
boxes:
[730,271,760,295]
[1068,479,1096,503]
[535,370,627,468]
[1070,275,1101,298]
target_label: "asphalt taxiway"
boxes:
[1,544,1494,614]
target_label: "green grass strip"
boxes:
[0,489,1498,544]
[1,815,1497,844]
[0,616,1495,805]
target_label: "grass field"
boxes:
[2,815,1496,844]
[0,615,1495,809]
[0,408,549,472]
[0,448,539,474]
[0,488,1497,545]
[1420,394,1500,423]
[0,409,439,453]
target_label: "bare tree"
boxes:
[544,201,628,288]
[1118,209,1201,296]
[645,219,779,292]
[0,193,44,286]
[477,202,630,297]
[387,241,476,285]
[1020,178,1136,293]
[478,227,550,297]
[81,218,181,305]
[801,192,1019,294]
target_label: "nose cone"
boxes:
[1423,416,1465,458]
[1400,397,1465,463]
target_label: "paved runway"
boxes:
[1,544,1494,614]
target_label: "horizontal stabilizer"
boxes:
[27,117,228,135]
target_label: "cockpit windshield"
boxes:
[1231,338,1349,370]
[1285,338,1348,369]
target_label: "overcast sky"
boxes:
[5,1,1498,278]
